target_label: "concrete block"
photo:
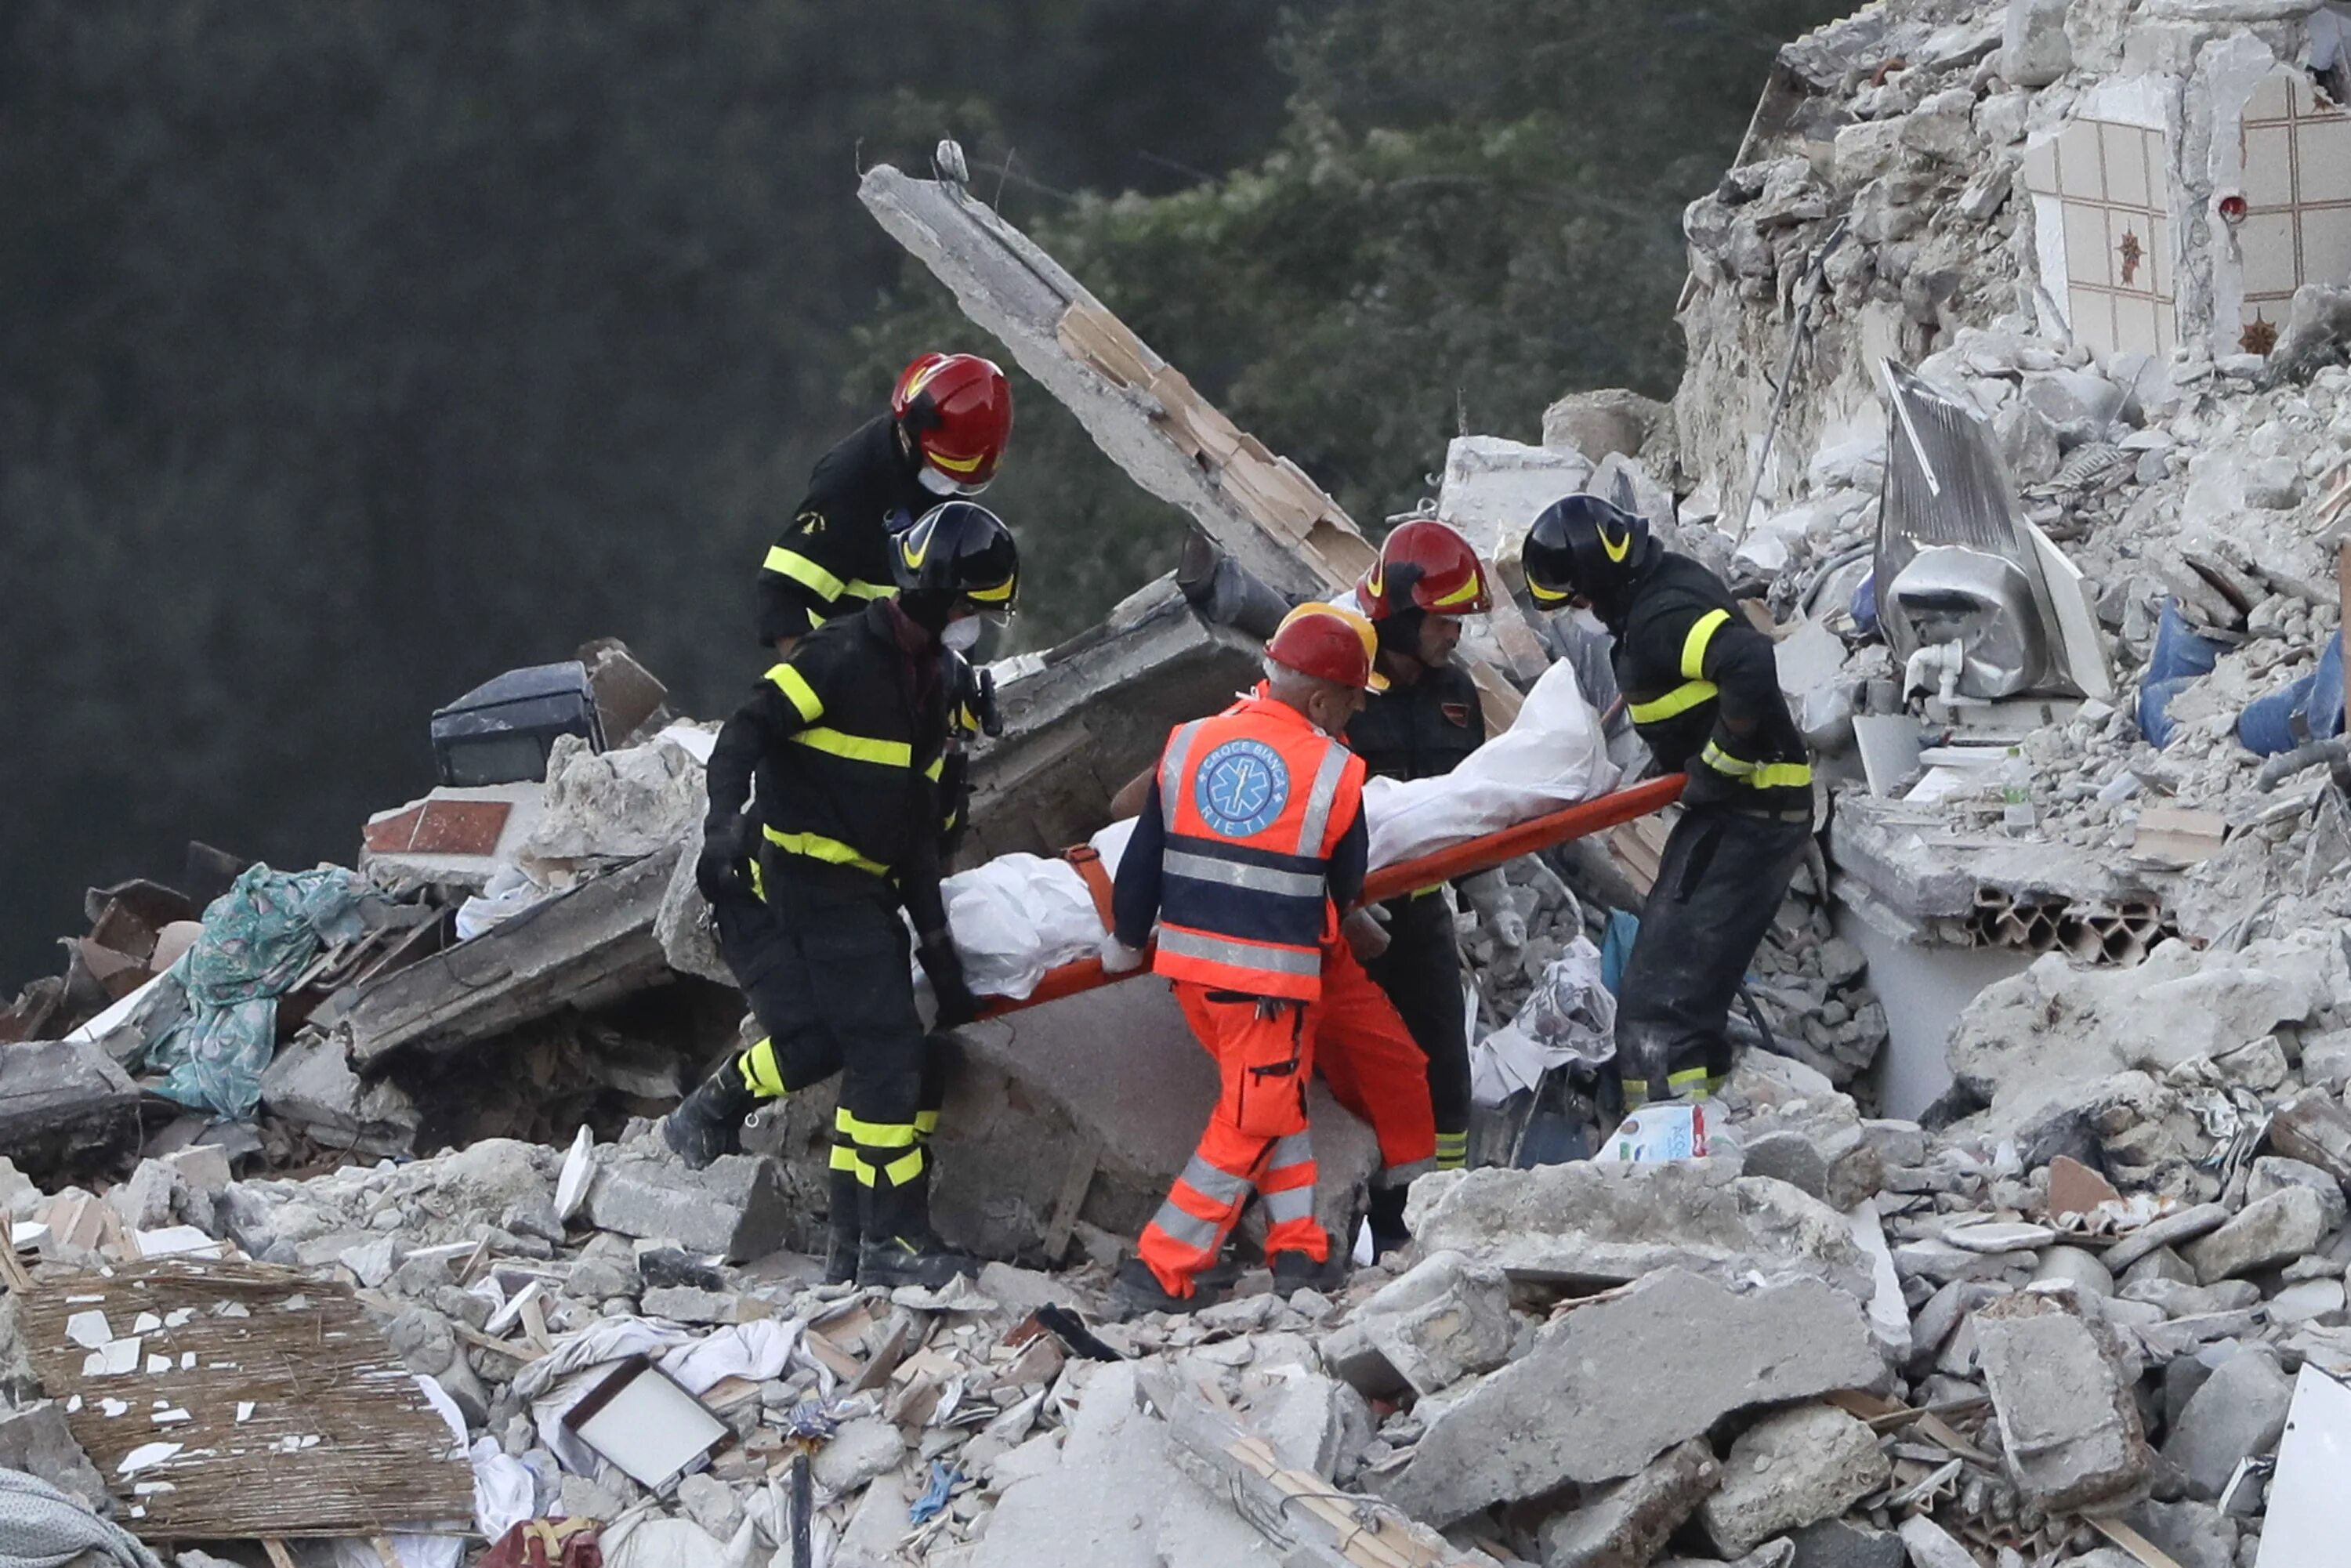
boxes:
[2269,1088,2351,1187]
[1972,1291,2150,1510]
[918,982,1378,1266]
[259,1030,418,1157]
[1896,1516,1977,1568]
[811,1417,907,1497]
[1541,389,1666,465]
[2247,1156,2349,1232]
[2183,1187,2329,1283]
[0,1400,106,1508]
[2003,0,2074,85]
[2124,1498,2238,1568]
[1404,1159,1875,1301]
[2162,1348,2292,1501]
[1737,1101,1885,1211]
[1369,1269,1884,1526]
[1318,1250,1514,1400]
[1700,1405,1890,1558]
[1538,1438,1720,1568]
[585,1152,790,1262]
[1788,1519,1904,1568]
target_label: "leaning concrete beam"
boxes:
[342,846,680,1070]
[860,164,1366,602]
[858,165,1523,726]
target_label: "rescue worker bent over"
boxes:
[1520,495,1813,1109]
[1101,603,1438,1313]
[755,352,1013,657]
[1340,520,1498,1192]
[668,502,1020,1290]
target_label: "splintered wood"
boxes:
[16,1258,473,1539]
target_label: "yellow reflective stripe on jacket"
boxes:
[1700,739,1757,777]
[766,664,823,724]
[762,545,891,606]
[1628,680,1719,725]
[1701,740,1813,791]
[792,727,914,768]
[761,825,889,875]
[1628,607,1733,725]
[924,756,944,782]
[763,545,846,601]
[1680,608,1730,679]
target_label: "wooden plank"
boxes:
[2089,1518,2186,1568]
[1041,1137,1101,1263]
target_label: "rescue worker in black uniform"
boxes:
[1339,520,1498,1188]
[755,352,1012,657]
[668,502,1020,1289]
[1520,495,1813,1108]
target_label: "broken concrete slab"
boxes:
[1542,389,1666,465]
[920,981,1379,1266]
[342,844,680,1070]
[583,1151,790,1263]
[0,1400,107,1508]
[1317,1250,1514,1401]
[1699,1405,1890,1559]
[2183,1186,2330,1283]
[1895,1516,1977,1568]
[2163,1347,2293,1502]
[1945,934,2329,1134]
[1538,1438,1720,1568]
[1402,1159,1875,1300]
[0,1039,141,1175]
[2246,1155,2349,1231]
[1736,1099,1886,1211]
[259,1030,419,1158]
[1369,1269,1884,1526]
[1787,1519,1904,1568]
[2103,1204,2232,1273]
[2268,1088,2351,1190]
[1972,1290,2150,1510]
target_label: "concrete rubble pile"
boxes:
[8,1034,2351,1566]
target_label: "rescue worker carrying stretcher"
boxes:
[668,502,1020,1290]
[1336,520,1509,1190]
[1099,603,1440,1315]
[1519,494,1813,1109]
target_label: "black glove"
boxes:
[696,817,752,904]
[917,929,982,1029]
[974,667,1002,738]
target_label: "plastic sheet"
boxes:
[1469,936,1617,1106]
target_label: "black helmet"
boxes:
[1521,494,1654,617]
[893,501,1020,617]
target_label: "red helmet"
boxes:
[893,353,1013,493]
[1266,603,1389,692]
[1357,519,1493,620]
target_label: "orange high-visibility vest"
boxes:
[1151,690,1366,1001]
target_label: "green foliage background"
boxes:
[0,0,1843,985]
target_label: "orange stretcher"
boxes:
[976,773,1686,1020]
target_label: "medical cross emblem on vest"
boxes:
[1194,739,1290,838]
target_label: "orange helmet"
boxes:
[1267,603,1389,692]
[1357,519,1493,620]
[893,353,1012,494]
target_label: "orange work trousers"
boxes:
[1137,936,1439,1298]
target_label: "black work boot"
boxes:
[1112,1256,1229,1317]
[858,1168,979,1290]
[1270,1246,1349,1296]
[824,1161,863,1287]
[662,1066,759,1171]
[1367,1184,1411,1261]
